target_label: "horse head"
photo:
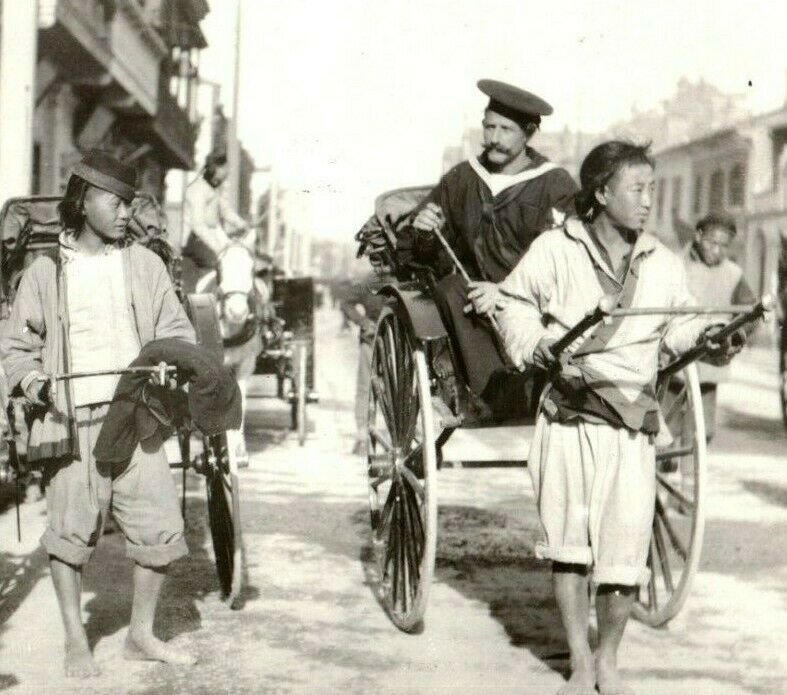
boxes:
[197,228,268,343]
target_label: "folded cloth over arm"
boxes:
[94,338,242,463]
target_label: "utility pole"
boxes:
[0,2,38,197]
[227,0,242,210]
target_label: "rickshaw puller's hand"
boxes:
[466,281,505,316]
[25,376,52,407]
[360,318,376,342]
[532,336,558,370]
[701,324,745,365]
[412,203,445,233]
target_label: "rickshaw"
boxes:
[252,273,317,447]
[356,186,771,632]
[0,194,244,607]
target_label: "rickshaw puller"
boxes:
[406,79,577,417]
[1,151,198,677]
[497,141,744,695]
[681,211,756,441]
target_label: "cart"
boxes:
[252,271,318,446]
[357,186,769,632]
[0,195,244,607]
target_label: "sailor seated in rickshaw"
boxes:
[401,79,577,420]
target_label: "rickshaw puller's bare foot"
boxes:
[124,632,196,665]
[557,657,596,695]
[596,654,634,695]
[64,636,100,678]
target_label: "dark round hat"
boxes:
[71,149,136,202]
[477,79,554,122]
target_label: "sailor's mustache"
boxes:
[483,144,511,155]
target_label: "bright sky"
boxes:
[198,0,786,240]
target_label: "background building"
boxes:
[30,0,209,199]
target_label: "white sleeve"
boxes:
[662,259,711,356]
[186,183,231,253]
[497,240,554,369]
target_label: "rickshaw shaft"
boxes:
[35,365,177,381]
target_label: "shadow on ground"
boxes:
[240,485,574,679]
[82,471,260,651]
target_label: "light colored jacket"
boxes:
[0,234,196,462]
[497,218,708,414]
[183,176,246,253]
[681,243,754,384]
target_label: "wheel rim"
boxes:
[205,433,243,604]
[366,308,437,632]
[633,362,706,626]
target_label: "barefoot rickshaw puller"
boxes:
[405,79,578,416]
[497,141,746,695]
[1,151,198,676]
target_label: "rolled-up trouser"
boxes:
[41,404,188,568]
[528,414,655,586]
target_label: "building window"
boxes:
[729,163,745,207]
[709,168,725,211]
[656,178,665,221]
[671,176,683,217]
[693,175,703,214]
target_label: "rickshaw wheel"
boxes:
[366,306,437,632]
[633,362,706,627]
[290,341,308,446]
[204,431,243,608]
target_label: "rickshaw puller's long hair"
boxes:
[58,175,90,232]
[575,140,654,221]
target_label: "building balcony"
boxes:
[38,0,167,115]
[149,81,199,169]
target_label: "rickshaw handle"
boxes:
[35,364,177,390]
[550,295,617,359]
[659,294,773,379]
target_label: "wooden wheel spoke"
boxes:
[656,473,695,511]
[400,481,421,597]
[370,374,397,444]
[656,445,694,461]
[396,494,408,613]
[402,441,424,472]
[400,466,426,502]
[369,427,393,452]
[386,494,400,602]
[376,484,397,542]
[376,336,401,438]
[652,513,675,593]
[655,497,688,560]
[663,383,688,423]
[368,456,393,487]
[401,474,425,563]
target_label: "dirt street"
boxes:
[0,308,785,694]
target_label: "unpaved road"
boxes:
[0,309,785,694]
